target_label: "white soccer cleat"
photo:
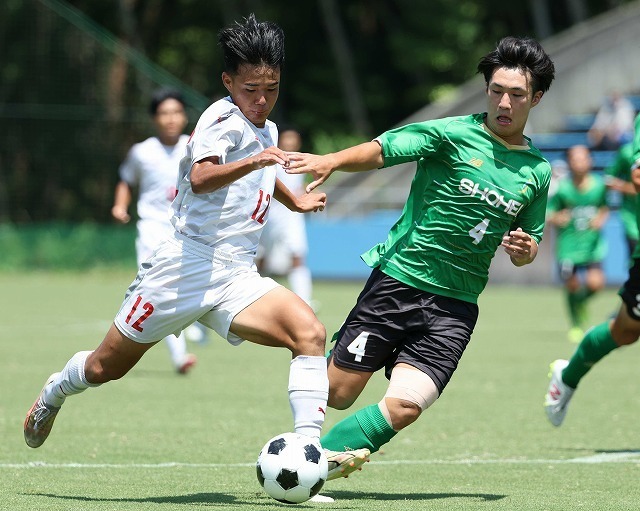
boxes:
[324,448,370,481]
[177,353,197,375]
[544,359,575,427]
[309,494,335,503]
[24,373,62,448]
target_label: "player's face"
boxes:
[566,145,592,177]
[278,130,302,151]
[153,98,188,143]
[223,64,280,128]
[484,67,542,145]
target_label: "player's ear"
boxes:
[222,72,232,93]
[531,91,543,107]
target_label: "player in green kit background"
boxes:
[545,111,640,427]
[547,145,609,343]
[285,36,555,478]
[605,140,639,260]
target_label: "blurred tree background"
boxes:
[0,0,632,224]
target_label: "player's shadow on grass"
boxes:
[325,490,506,502]
[27,490,506,505]
[24,492,264,506]
[559,447,640,455]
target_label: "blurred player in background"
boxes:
[286,36,555,476]
[256,126,313,307]
[545,111,640,427]
[546,145,608,343]
[604,141,638,260]
[111,88,198,374]
[24,16,359,478]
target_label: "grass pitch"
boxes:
[1,270,639,510]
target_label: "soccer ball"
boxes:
[256,432,328,504]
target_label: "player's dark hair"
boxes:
[149,88,186,116]
[477,36,555,95]
[218,13,285,74]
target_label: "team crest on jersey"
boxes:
[468,157,484,168]
[519,178,534,195]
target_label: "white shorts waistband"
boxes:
[169,232,255,267]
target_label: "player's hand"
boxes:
[501,227,535,265]
[294,191,327,213]
[111,206,130,224]
[605,176,626,192]
[589,216,605,230]
[284,152,334,193]
[552,209,571,227]
[251,146,289,170]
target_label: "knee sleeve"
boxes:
[384,366,440,411]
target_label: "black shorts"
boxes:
[558,260,602,282]
[331,268,479,394]
[619,258,640,321]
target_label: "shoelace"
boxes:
[31,400,56,429]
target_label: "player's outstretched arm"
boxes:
[501,227,538,267]
[273,177,326,213]
[191,146,288,194]
[285,141,384,193]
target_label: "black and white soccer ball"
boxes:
[256,432,328,504]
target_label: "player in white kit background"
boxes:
[24,14,363,477]
[111,88,197,374]
[256,126,314,306]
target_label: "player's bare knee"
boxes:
[387,400,422,430]
[292,317,325,355]
[616,330,640,346]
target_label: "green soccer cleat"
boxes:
[24,373,62,448]
[324,448,370,481]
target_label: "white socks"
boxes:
[164,332,188,369]
[288,355,329,438]
[44,351,100,407]
[289,266,312,306]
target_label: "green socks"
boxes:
[321,404,397,454]
[567,288,594,327]
[562,321,618,388]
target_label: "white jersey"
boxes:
[172,97,278,258]
[119,135,188,225]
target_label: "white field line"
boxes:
[3,452,640,469]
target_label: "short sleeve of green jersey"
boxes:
[605,142,634,180]
[377,119,450,167]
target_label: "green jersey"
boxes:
[547,175,608,265]
[604,142,638,241]
[362,113,551,304]
[632,112,640,260]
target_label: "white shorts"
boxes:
[114,232,280,345]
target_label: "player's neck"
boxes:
[157,134,181,147]
[572,174,589,188]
